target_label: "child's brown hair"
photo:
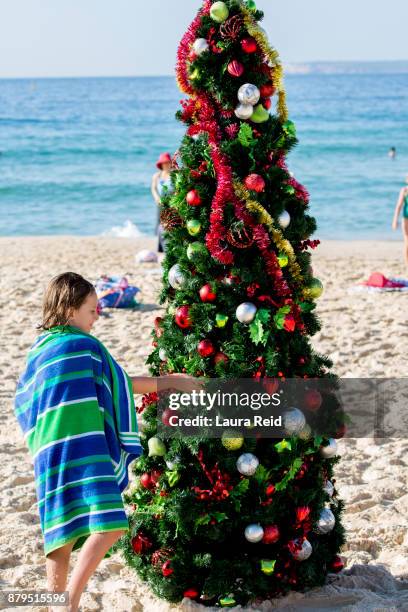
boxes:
[39,272,95,330]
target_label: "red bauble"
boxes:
[175,305,192,329]
[162,559,174,577]
[244,173,265,193]
[330,555,344,573]
[150,470,163,485]
[199,283,217,302]
[131,531,153,555]
[263,98,272,110]
[263,377,280,395]
[265,483,276,497]
[162,408,178,427]
[260,82,275,98]
[198,339,215,358]
[262,524,280,544]
[283,314,296,332]
[186,189,202,206]
[241,37,258,53]
[214,352,229,365]
[154,316,163,328]
[335,423,346,439]
[227,60,244,78]
[304,389,322,412]
[140,473,153,489]
[184,589,199,599]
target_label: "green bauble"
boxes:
[282,120,296,137]
[219,596,236,608]
[222,430,244,451]
[308,278,324,299]
[190,68,200,80]
[277,253,289,267]
[250,104,270,123]
[148,437,166,457]
[246,0,257,10]
[187,219,202,236]
[216,313,229,328]
[261,559,276,575]
[187,242,207,260]
[210,1,229,23]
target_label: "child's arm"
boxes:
[131,374,203,395]
[392,188,405,229]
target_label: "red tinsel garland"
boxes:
[176,3,300,298]
[175,0,211,95]
[287,177,310,203]
[138,392,158,414]
[193,448,233,501]
[300,239,321,251]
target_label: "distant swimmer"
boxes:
[392,174,408,265]
[388,147,396,160]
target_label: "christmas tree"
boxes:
[119,0,346,605]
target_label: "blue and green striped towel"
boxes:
[14,325,142,557]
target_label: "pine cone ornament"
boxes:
[220,15,243,40]
[160,208,183,230]
[227,223,254,248]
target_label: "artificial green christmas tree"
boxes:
[119,0,346,605]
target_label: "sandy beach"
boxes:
[1,236,407,611]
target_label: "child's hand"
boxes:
[162,373,204,394]
[392,219,398,230]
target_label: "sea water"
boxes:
[0,69,407,239]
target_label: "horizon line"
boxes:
[1,59,408,81]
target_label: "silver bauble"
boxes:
[320,438,338,458]
[291,538,313,561]
[235,103,254,120]
[283,408,306,436]
[168,264,185,289]
[244,523,264,543]
[315,507,336,534]
[165,455,181,470]
[278,210,291,229]
[159,348,167,362]
[323,480,334,497]
[238,83,260,106]
[236,302,257,324]
[192,38,209,55]
[236,453,259,476]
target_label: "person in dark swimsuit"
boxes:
[392,174,408,265]
[151,152,173,254]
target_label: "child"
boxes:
[14,272,197,612]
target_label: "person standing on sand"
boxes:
[392,174,408,265]
[14,272,198,612]
[151,152,173,254]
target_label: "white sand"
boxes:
[0,236,407,611]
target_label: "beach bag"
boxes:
[95,276,140,310]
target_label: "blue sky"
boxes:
[1,0,407,78]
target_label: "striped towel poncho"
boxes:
[14,325,142,557]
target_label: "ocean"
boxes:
[0,68,407,240]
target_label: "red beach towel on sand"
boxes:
[360,272,408,290]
